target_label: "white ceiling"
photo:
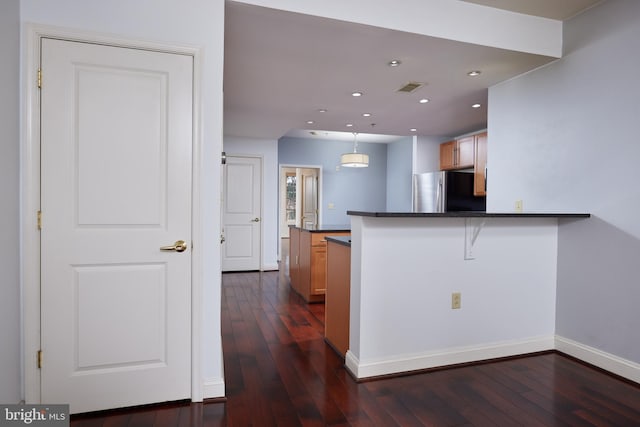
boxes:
[223,0,602,143]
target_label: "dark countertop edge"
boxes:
[326,236,351,247]
[346,211,591,219]
[289,224,351,232]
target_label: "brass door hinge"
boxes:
[37,210,42,230]
[37,68,42,89]
[37,350,43,369]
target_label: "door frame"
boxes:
[277,164,322,260]
[22,24,204,405]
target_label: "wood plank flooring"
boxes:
[71,270,640,426]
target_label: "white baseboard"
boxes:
[555,335,640,384]
[202,378,225,400]
[262,263,279,271]
[345,336,555,379]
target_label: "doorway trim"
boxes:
[22,24,204,404]
[277,164,323,259]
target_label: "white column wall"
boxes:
[0,0,21,404]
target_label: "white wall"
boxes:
[0,0,21,404]
[223,136,279,270]
[415,135,446,173]
[386,138,413,211]
[488,0,640,365]
[20,0,226,398]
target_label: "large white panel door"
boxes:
[222,156,261,271]
[40,38,193,414]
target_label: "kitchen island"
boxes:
[288,225,350,303]
[344,211,589,380]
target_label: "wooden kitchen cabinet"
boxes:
[325,237,351,357]
[439,140,456,170]
[311,246,327,295]
[288,226,300,292]
[473,132,488,196]
[439,137,474,170]
[288,226,349,303]
[440,131,488,195]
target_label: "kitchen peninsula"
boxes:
[288,225,350,302]
[344,210,589,380]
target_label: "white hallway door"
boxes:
[301,169,318,229]
[222,156,261,271]
[40,38,193,413]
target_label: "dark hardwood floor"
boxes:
[72,270,640,426]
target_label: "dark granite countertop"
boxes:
[325,236,351,247]
[347,211,590,219]
[289,224,351,232]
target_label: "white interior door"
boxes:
[301,169,318,229]
[222,156,262,271]
[40,38,193,414]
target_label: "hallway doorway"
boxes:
[278,165,321,261]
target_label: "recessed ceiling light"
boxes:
[318,109,327,113]
[388,59,401,67]
[419,98,430,104]
[346,123,354,127]
[410,128,417,132]
[467,70,481,77]
[351,91,363,97]
[362,113,371,117]
[472,103,482,108]
[306,120,314,124]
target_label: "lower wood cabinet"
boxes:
[325,239,350,357]
[288,226,349,303]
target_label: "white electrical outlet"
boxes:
[515,200,523,212]
[452,292,461,309]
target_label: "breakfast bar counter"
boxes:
[343,211,590,380]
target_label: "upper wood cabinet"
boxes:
[440,131,488,195]
[439,141,455,170]
[473,132,488,196]
[439,137,474,170]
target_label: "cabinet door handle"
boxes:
[484,167,488,192]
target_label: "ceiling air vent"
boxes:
[397,81,425,93]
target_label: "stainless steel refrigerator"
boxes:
[412,171,486,212]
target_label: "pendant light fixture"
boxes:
[340,132,369,168]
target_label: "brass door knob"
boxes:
[160,240,187,252]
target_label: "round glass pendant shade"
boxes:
[340,152,369,168]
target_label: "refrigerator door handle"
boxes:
[436,178,444,212]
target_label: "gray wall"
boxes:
[386,137,413,211]
[0,0,21,404]
[488,0,640,363]
[278,137,388,225]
